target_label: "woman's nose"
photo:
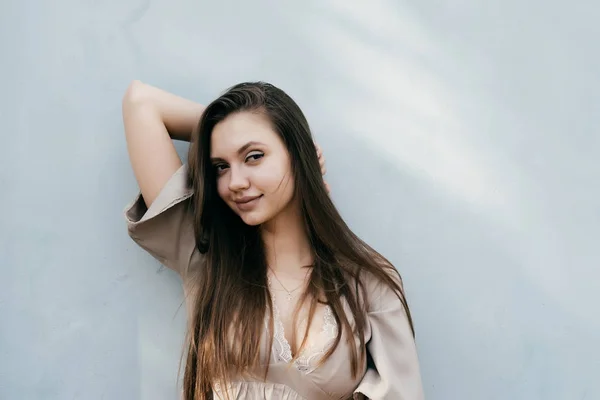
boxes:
[228,166,250,191]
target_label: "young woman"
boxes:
[123,80,424,400]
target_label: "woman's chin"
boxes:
[239,212,265,226]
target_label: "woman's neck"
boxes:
[260,203,312,277]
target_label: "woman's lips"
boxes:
[234,195,263,211]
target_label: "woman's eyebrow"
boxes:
[211,141,266,163]
[236,141,265,155]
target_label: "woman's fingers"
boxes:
[315,143,326,175]
[315,143,329,192]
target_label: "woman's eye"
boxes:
[245,151,264,162]
[213,164,228,174]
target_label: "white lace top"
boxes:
[271,304,337,372]
[267,275,339,374]
[124,164,424,400]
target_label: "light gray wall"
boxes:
[1,1,598,399]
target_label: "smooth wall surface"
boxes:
[1,1,599,399]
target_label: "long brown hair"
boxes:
[184,82,414,399]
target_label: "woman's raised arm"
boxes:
[122,80,205,207]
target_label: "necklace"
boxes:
[268,267,310,302]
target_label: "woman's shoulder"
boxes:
[355,263,404,313]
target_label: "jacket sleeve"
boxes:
[123,164,196,277]
[353,274,424,400]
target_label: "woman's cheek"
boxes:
[258,164,290,193]
[217,178,229,202]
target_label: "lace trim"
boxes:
[213,381,233,396]
[272,304,294,364]
[295,305,338,372]
[271,303,338,374]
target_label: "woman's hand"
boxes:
[316,144,330,193]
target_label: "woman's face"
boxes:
[210,111,295,226]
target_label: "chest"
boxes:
[268,295,338,373]
[259,298,365,399]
